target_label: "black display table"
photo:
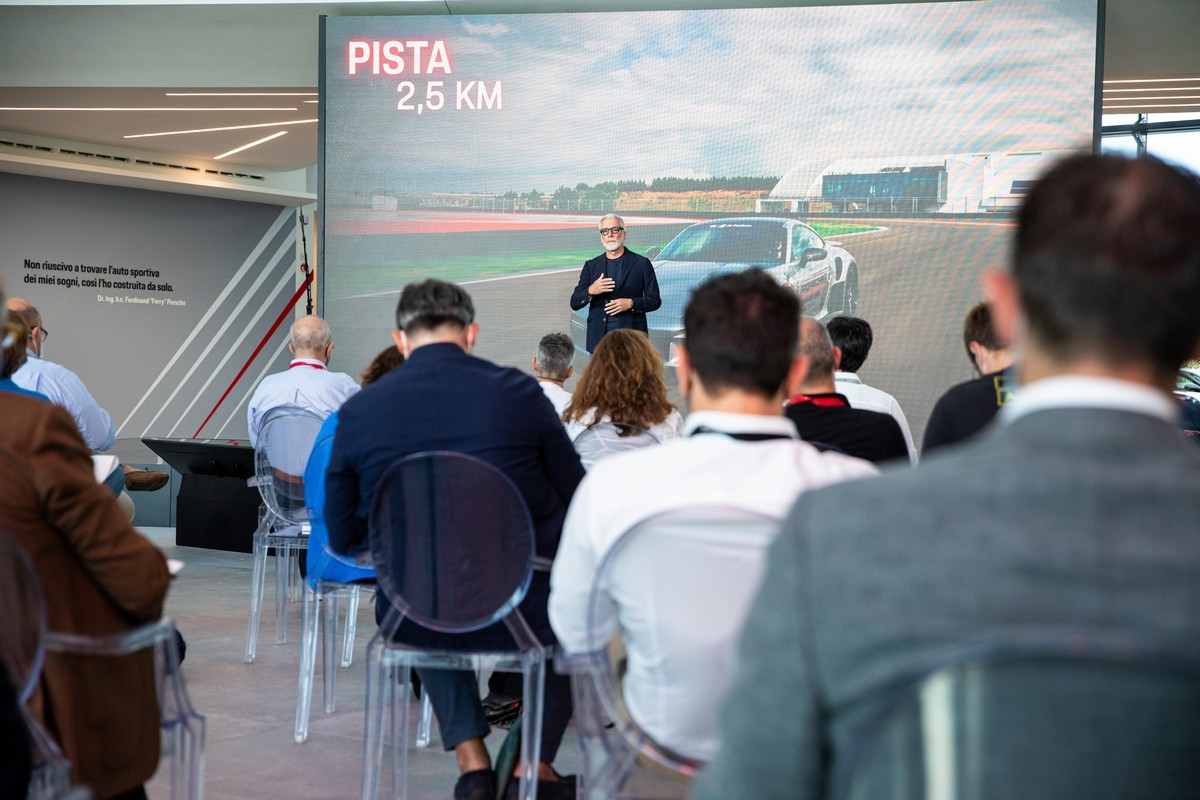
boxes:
[143,437,260,553]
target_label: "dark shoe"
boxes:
[454,769,497,800]
[503,774,576,800]
[126,469,169,492]
[482,691,522,728]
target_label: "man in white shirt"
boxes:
[246,315,359,445]
[7,298,166,496]
[827,316,916,462]
[696,154,1200,799]
[549,269,876,761]
[532,332,573,419]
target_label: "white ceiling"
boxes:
[0,0,1197,174]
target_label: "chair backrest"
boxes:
[253,407,326,526]
[587,506,781,767]
[0,528,46,705]
[573,422,661,469]
[828,635,1200,800]
[368,451,537,639]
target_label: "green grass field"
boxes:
[333,221,881,294]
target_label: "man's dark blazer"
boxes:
[325,342,586,651]
[570,248,661,352]
[695,406,1200,800]
[784,394,909,464]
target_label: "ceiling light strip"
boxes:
[0,107,297,112]
[214,130,287,160]
[124,118,317,139]
[1100,95,1200,101]
[1103,77,1200,85]
[1102,103,1200,110]
[1104,87,1200,93]
[166,92,318,97]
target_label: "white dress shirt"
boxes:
[549,410,877,759]
[834,371,917,462]
[999,374,1176,423]
[247,358,360,445]
[564,408,684,444]
[538,380,572,420]
[13,352,116,452]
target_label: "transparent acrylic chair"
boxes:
[572,423,660,470]
[361,451,548,800]
[45,618,206,800]
[244,407,324,663]
[826,633,1200,800]
[559,506,780,799]
[296,544,434,746]
[0,528,75,800]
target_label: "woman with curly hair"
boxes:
[563,329,683,442]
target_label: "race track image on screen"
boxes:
[319,0,1099,438]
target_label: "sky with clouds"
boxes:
[324,0,1098,196]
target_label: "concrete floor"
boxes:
[139,527,583,800]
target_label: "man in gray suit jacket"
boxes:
[693,154,1200,800]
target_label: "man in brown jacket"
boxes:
[0,285,170,800]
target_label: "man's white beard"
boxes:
[604,240,623,252]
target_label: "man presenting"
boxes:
[570,214,661,352]
[695,154,1200,799]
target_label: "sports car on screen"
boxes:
[570,217,860,361]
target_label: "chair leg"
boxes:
[342,586,360,668]
[274,544,290,642]
[518,658,547,800]
[295,584,319,743]
[322,588,340,714]
[244,532,268,663]
[360,638,387,800]
[415,690,433,749]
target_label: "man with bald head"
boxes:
[783,318,908,464]
[246,315,359,445]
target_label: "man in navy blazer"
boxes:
[569,213,661,352]
[325,279,585,800]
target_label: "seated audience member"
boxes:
[303,345,405,584]
[785,319,908,464]
[246,314,359,446]
[7,298,168,493]
[562,329,683,442]
[326,280,585,800]
[533,332,575,418]
[1,310,48,400]
[0,663,31,799]
[827,316,916,462]
[0,285,171,800]
[695,154,1200,800]
[549,269,877,761]
[922,301,1017,454]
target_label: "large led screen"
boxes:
[320,0,1099,440]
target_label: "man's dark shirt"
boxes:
[922,368,1017,455]
[784,393,908,464]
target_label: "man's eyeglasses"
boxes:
[30,327,48,343]
[599,227,624,236]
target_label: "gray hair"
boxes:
[599,213,624,229]
[535,332,574,380]
[290,315,332,353]
[798,318,836,379]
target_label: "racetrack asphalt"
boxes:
[323,216,1014,448]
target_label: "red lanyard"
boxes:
[788,394,848,408]
[289,361,326,371]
